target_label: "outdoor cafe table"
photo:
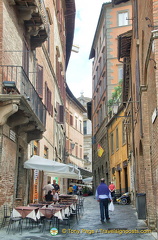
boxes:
[13,206,39,220]
[39,207,63,220]
[52,204,71,216]
[59,194,78,199]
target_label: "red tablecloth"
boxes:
[14,206,39,220]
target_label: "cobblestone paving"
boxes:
[0,196,157,240]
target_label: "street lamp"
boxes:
[3,81,17,94]
[70,142,75,150]
[65,142,75,157]
[113,104,119,114]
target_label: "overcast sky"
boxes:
[66,0,111,99]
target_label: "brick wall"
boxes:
[130,0,158,229]
[0,0,3,65]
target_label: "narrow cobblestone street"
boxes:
[0,196,157,240]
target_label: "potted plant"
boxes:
[82,186,89,196]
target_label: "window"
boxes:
[45,82,53,116]
[56,103,64,124]
[118,66,123,81]
[83,120,87,135]
[59,105,64,124]
[79,120,82,133]
[33,141,39,155]
[44,146,48,158]
[75,117,77,129]
[118,12,128,26]
[70,114,73,126]
[116,128,119,149]
[80,146,82,159]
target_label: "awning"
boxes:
[24,155,81,179]
[78,167,93,179]
[82,177,93,184]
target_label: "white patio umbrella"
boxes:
[24,155,81,179]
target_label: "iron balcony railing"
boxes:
[0,65,46,126]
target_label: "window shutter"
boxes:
[48,89,51,114]
[37,64,43,98]
[44,82,53,116]
[56,102,59,122]
[45,82,48,107]
[70,115,73,126]
[59,105,64,124]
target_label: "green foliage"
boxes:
[108,80,123,113]
[82,186,88,193]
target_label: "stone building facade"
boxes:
[115,0,158,230]
[65,86,86,169]
[0,0,75,220]
[89,1,132,191]
[77,93,92,172]
[107,106,129,195]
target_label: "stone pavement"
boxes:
[0,195,157,240]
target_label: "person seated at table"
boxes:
[45,190,53,202]
[68,185,73,195]
[52,189,59,202]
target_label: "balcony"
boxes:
[10,0,49,49]
[0,65,46,142]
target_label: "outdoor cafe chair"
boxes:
[78,197,84,213]
[1,205,12,228]
[61,213,70,228]
[7,214,23,234]
[42,216,58,233]
[70,204,79,223]
[38,208,59,233]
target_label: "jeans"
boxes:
[99,198,109,221]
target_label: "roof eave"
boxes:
[65,0,76,69]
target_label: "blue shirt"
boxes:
[73,185,77,191]
[96,183,112,200]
